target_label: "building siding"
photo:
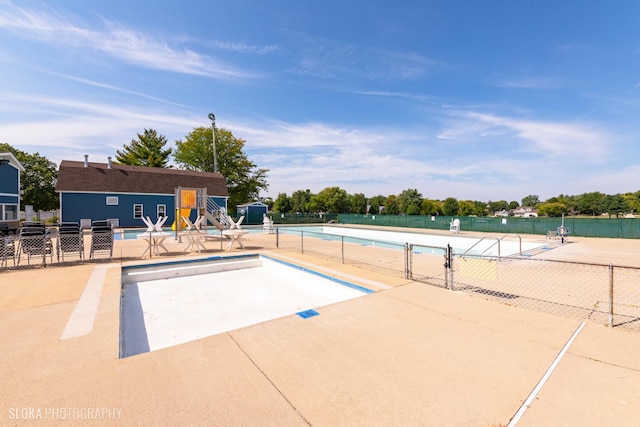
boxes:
[60,192,228,228]
[0,164,19,196]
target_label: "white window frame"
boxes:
[106,196,119,206]
[133,204,143,219]
[1,204,18,221]
[157,204,167,218]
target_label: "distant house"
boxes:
[0,152,24,233]
[513,206,538,218]
[236,201,268,225]
[56,157,228,228]
[494,209,513,217]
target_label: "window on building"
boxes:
[133,204,143,219]
[1,204,18,221]
[106,196,119,205]
[157,204,166,218]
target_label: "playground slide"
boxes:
[171,209,192,231]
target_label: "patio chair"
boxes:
[56,221,84,262]
[17,225,53,266]
[1,231,15,268]
[89,220,114,259]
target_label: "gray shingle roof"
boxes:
[56,160,228,196]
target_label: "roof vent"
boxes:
[84,155,89,167]
[107,156,112,169]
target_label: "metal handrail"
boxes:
[498,234,522,256]
[460,234,522,258]
[460,237,500,258]
[206,198,234,228]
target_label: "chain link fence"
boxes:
[337,214,640,239]
[450,256,640,331]
[274,228,407,277]
[274,228,640,332]
[3,225,639,332]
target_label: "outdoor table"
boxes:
[180,232,207,253]
[222,229,249,250]
[137,231,172,257]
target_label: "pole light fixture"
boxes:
[208,113,218,173]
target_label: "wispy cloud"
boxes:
[492,76,559,90]
[290,32,439,82]
[0,92,201,162]
[438,110,612,160]
[353,90,434,103]
[0,2,257,79]
[43,71,188,107]
[210,41,278,55]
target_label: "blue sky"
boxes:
[1,0,640,203]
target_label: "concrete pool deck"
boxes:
[1,228,640,425]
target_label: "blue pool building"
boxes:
[56,156,229,228]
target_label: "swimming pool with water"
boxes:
[115,224,546,257]
[277,225,545,257]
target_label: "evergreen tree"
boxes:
[116,129,172,167]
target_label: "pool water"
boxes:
[278,226,546,257]
[115,224,547,257]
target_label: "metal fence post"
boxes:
[341,235,344,264]
[443,246,449,289]
[608,263,614,327]
[448,244,454,290]
[276,227,279,248]
[301,231,304,254]
[405,243,410,279]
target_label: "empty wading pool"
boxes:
[119,254,373,358]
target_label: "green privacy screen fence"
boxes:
[235,212,340,225]
[333,214,640,239]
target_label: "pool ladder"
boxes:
[460,234,522,259]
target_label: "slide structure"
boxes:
[205,211,226,231]
[171,209,192,231]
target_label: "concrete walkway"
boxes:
[1,231,639,425]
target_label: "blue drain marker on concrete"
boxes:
[297,309,319,319]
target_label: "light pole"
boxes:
[208,113,218,173]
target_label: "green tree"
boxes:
[420,199,441,216]
[521,194,540,207]
[350,193,368,214]
[473,201,489,216]
[309,186,349,213]
[174,126,269,211]
[368,195,386,215]
[487,200,507,214]
[116,128,172,167]
[442,197,459,216]
[458,200,477,216]
[384,195,399,215]
[508,201,519,210]
[575,192,607,216]
[291,189,313,213]
[458,200,486,216]
[537,202,568,217]
[273,192,292,213]
[624,191,640,215]
[397,188,423,215]
[603,194,629,218]
[0,143,58,211]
